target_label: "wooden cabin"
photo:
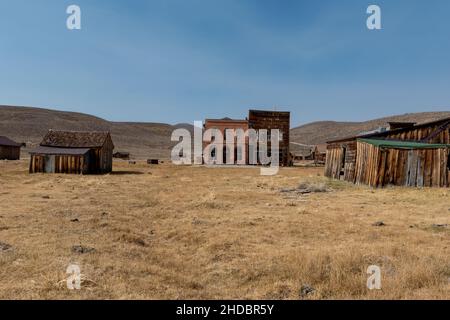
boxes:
[0,136,21,160]
[325,117,450,187]
[29,130,114,174]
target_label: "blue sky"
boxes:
[0,0,449,126]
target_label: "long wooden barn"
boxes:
[29,130,114,174]
[325,117,450,188]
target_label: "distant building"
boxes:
[29,130,114,174]
[312,144,327,164]
[113,151,130,160]
[290,143,327,165]
[325,117,450,187]
[0,136,21,160]
[248,110,291,166]
[203,118,249,164]
[290,143,315,162]
[203,110,292,166]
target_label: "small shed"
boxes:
[355,139,449,187]
[0,136,21,160]
[325,116,450,187]
[29,130,114,174]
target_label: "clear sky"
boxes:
[0,0,449,126]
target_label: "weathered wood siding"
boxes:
[99,137,114,173]
[0,146,20,160]
[383,123,450,144]
[325,147,343,179]
[86,137,113,173]
[248,110,291,166]
[354,141,449,187]
[29,154,89,174]
[324,141,357,181]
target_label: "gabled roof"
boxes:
[40,130,112,148]
[0,136,21,147]
[327,116,450,144]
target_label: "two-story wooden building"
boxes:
[203,110,291,166]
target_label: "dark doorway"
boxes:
[340,147,347,178]
[447,152,450,171]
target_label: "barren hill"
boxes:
[291,111,450,145]
[1,105,449,159]
[0,105,187,159]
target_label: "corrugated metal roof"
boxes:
[0,136,21,147]
[40,130,111,148]
[29,146,90,155]
[358,138,450,149]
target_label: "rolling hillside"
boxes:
[291,112,450,145]
[1,105,449,159]
[0,105,187,159]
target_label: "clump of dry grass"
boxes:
[298,181,329,193]
[280,179,331,196]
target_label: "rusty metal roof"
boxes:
[0,136,21,147]
[29,146,90,155]
[40,130,111,148]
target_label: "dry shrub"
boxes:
[298,180,329,193]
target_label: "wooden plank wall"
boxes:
[324,141,357,181]
[0,146,20,160]
[29,154,88,174]
[354,142,381,187]
[29,155,45,173]
[248,111,291,166]
[99,138,114,173]
[53,155,86,174]
[324,147,343,179]
[343,141,357,182]
[354,141,449,187]
[385,124,450,144]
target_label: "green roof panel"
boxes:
[358,138,450,149]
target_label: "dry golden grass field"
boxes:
[0,160,449,300]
